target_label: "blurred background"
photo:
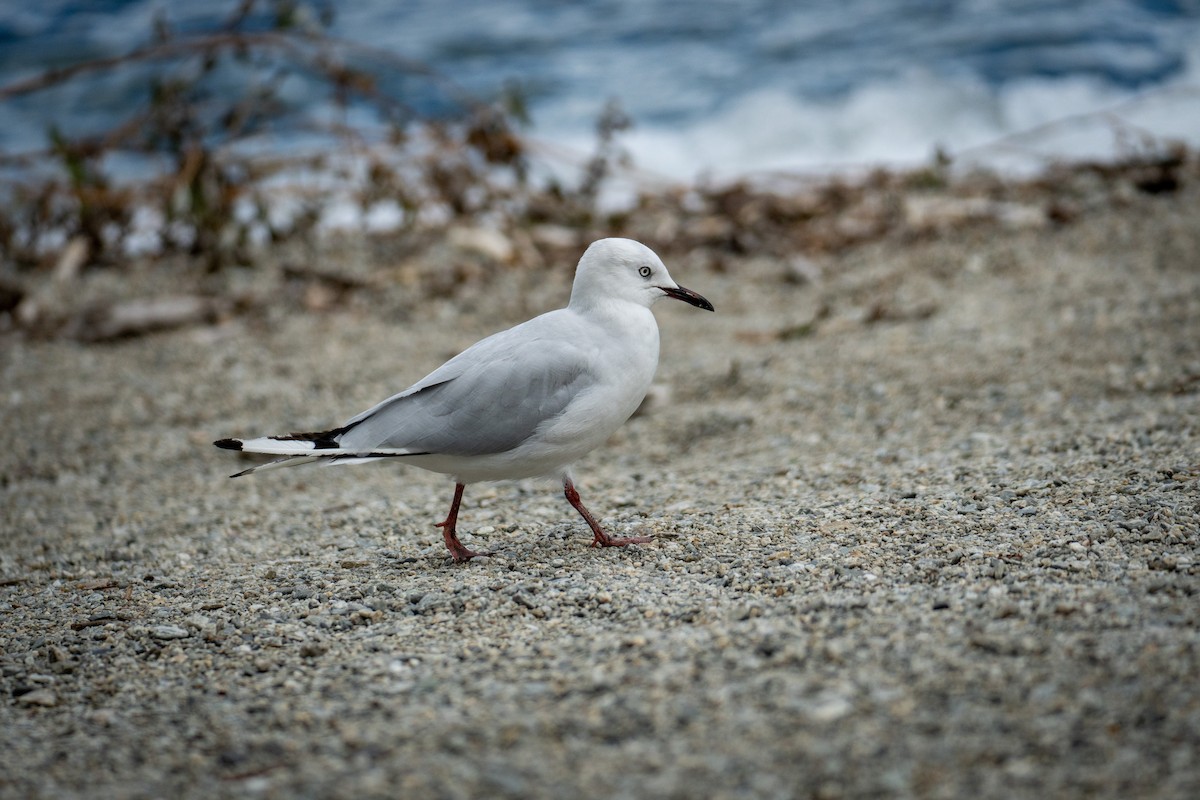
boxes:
[4,0,1198,175]
[1,0,1198,292]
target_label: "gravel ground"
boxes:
[2,181,1198,799]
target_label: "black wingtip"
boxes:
[213,438,244,451]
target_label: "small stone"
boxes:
[729,604,755,621]
[300,642,328,658]
[800,691,853,722]
[414,593,450,615]
[447,225,514,262]
[512,593,538,610]
[1147,556,1177,572]
[16,688,57,707]
[150,625,190,640]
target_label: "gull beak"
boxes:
[660,285,715,312]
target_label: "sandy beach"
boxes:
[2,167,1198,798]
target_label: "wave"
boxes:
[534,44,1200,186]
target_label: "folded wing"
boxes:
[336,318,597,457]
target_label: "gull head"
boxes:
[569,238,715,313]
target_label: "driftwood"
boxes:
[63,295,230,342]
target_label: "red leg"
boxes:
[434,483,490,562]
[563,478,651,549]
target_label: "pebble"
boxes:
[16,688,58,707]
[149,625,190,640]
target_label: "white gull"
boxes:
[214,237,714,561]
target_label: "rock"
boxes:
[16,688,58,707]
[529,224,579,250]
[65,296,226,342]
[149,625,190,641]
[904,195,1047,233]
[448,226,514,263]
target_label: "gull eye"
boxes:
[638,265,652,279]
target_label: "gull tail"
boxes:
[213,430,426,478]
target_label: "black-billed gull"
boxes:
[214,237,714,561]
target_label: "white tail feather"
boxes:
[229,436,421,458]
[234,437,320,456]
[231,455,321,478]
[219,434,426,477]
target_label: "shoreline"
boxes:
[4,148,1193,342]
[2,161,1198,798]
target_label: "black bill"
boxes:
[660,285,715,312]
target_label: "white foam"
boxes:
[535,46,1200,186]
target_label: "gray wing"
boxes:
[336,317,598,457]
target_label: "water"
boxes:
[2,0,1199,184]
